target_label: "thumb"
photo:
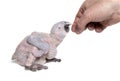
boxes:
[75,13,91,34]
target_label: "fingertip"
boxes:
[87,22,95,31]
[77,20,86,33]
[95,28,103,33]
[72,17,80,32]
[94,23,104,33]
[88,26,94,31]
[71,23,76,32]
[71,23,82,34]
[75,27,82,34]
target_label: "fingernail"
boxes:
[95,28,103,33]
[88,26,94,31]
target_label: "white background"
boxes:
[0,0,120,81]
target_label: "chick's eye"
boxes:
[58,27,61,29]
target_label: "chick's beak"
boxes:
[64,23,71,32]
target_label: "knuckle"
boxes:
[83,11,91,20]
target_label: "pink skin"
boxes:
[13,37,42,66]
[72,0,120,34]
[17,37,40,57]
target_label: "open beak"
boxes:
[64,22,71,32]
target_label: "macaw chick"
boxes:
[12,21,70,71]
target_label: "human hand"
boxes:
[72,0,120,34]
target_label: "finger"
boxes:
[94,22,105,33]
[95,27,104,33]
[72,7,86,32]
[74,25,81,34]
[87,22,105,33]
[75,14,91,34]
[87,22,95,31]
[72,0,87,32]
[88,26,94,31]
[94,17,120,33]
[72,17,79,32]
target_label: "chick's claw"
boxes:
[46,58,61,63]
[25,64,48,71]
[37,64,48,70]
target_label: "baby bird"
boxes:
[12,21,70,71]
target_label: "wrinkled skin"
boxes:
[72,0,120,34]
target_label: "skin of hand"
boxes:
[72,0,120,34]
